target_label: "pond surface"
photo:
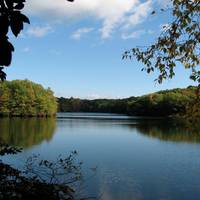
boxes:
[1,113,200,200]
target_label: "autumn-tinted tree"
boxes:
[58,86,197,117]
[0,80,57,117]
[124,0,200,84]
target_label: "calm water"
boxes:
[1,113,200,200]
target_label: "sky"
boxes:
[5,0,197,99]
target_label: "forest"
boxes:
[0,80,57,117]
[58,86,197,117]
[0,80,197,118]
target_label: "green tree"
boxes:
[0,80,57,117]
[0,82,9,115]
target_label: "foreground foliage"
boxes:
[0,0,29,81]
[0,143,85,200]
[0,0,74,81]
[0,80,57,117]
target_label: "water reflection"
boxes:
[133,119,200,143]
[1,114,200,200]
[0,116,200,149]
[0,118,56,148]
[59,117,200,144]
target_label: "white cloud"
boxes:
[27,25,53,37]
[25,0,153,39]
[122,0,152,29]
[71,27,93,40]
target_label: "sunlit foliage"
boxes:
[0,80,57,117]
[58,86,197,117]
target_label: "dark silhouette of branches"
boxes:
[0,0,29,81]
[0,142,95,200]
[0,0,74,81]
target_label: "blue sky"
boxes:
[6,0,197,99]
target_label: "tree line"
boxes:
[0,80,57,117]
[58,86,197,117]
[0,81,197,118]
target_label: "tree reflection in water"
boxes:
[0,118,56,148]
[129,119,200,143]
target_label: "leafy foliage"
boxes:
[0,0,30,81]
[24,151,82,186]
[0,0,74,81]
[58,97,129,114]
[58,86,197,117]
[127,87,196,116]
[0,148,83,200]
[183,92,200,125]
[123,0,200,83]
[0,80,57,117]
[0,142,21,156]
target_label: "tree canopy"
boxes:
[124,0,200,84]
[58,86,197,117]
[0,80,57,117]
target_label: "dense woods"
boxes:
[58,86,197,117]
[58,97,131,114]
[0,81,197,118]
[0,80,57,117]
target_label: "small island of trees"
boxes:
[0,80,57,117]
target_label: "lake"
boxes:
[1,113,200,200]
